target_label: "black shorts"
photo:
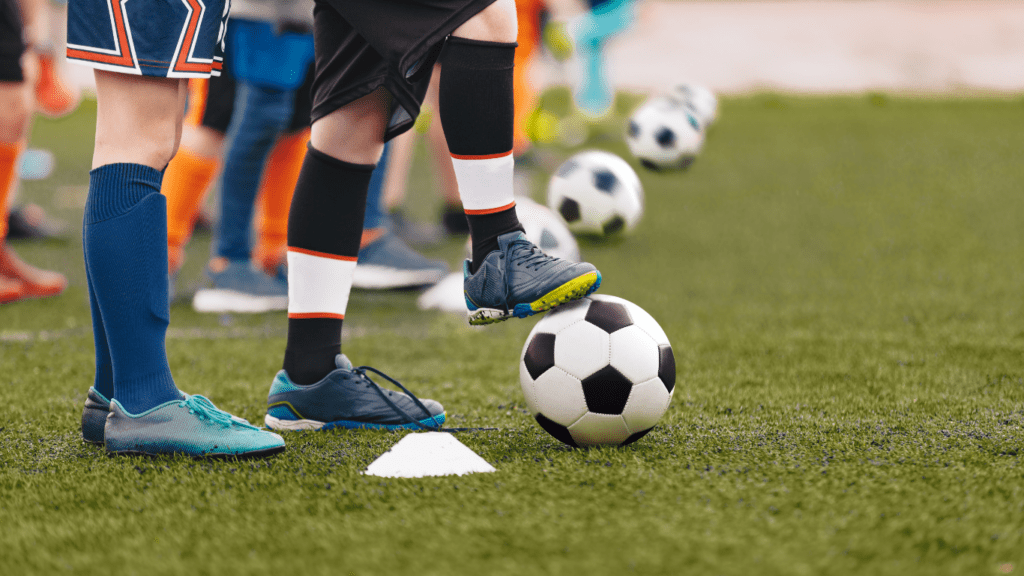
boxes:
[0,0,25,82]
[311,0,497,141]
[191,62,315,135]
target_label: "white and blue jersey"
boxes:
[67,0,230,78]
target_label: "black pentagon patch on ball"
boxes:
[621,427,653,446]
[640,159,662,172]
[627,120,640,138]
[655,127,676,148]
[556,160,579,178]
[581,365,633,414]
[602,216,625,236]
[592,170,618,194]
[659,344,676,392]
[559,198,581,222]
[524,333,556,380]
[585,299,633,333]
[535,414,578,447]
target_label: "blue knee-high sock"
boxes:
[84,264,113,400]
[215,83,295,261]
[84,163,180,414]
[363,142,391,231]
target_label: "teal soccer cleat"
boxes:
[265,354,446,432]
[463,231,602,325]
[104,395,285,458]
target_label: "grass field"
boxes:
[3,93,1024,575]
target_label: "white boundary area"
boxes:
[532,0,1024,95]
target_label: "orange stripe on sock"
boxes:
[450,150,513,160]
[0,142,24,240]
[288,312,345,320]
[465,201,516,216]
[287,247,358,262]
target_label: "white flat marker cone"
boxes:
[364,432,496,478]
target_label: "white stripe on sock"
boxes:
[451,151,515,213]
[287,248,357,318]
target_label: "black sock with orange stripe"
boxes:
[440,37,523,274]
[283,145,372,384]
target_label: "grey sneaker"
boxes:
[463,231,601,325]
[265,354,446,431]
[192,258,288,313]
[352,232,449,289]
[104,395,285,458]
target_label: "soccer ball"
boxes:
[519,295,675,447]
[670,83,718,127]
[547,150,644,237]
[626,96,704,171]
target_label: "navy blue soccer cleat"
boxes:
[104,395,285,458]
[463,231,601,325]
[265,354,446,431]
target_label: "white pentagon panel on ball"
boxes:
[527,298,590,342]
[518,361,542,416]
[531,367,589,427]
[553,320,611,380]
[620,377,672,434]
[609,325,660,384]
[567,412,631,447]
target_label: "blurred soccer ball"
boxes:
[670,83,718,127]
[547,150,643,237]
[515,197,582,262]
[519,295,675,447]
[626,96,704,171]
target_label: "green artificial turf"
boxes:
[3,93,1024,575]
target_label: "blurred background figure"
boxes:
[0,0,68,304]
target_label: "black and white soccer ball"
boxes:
[547,150,643,237]
[626,96,704,171]
[670,83,718,127]
[519,295,675,447]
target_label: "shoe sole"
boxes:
[264,412,446,432]
[192,289,288,313]
[352,265,448,290]
[106,444,285,460]
[468,270,602,326]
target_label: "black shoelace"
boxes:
[353,366,497,433]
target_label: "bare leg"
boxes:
[93,70,186,169]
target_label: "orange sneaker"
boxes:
[0,275,25,304]
[34,53,82,118]
[0,246,67,300]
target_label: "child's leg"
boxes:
[281,88,388,384]
[254,128,310,274]
[84,70,185,413]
